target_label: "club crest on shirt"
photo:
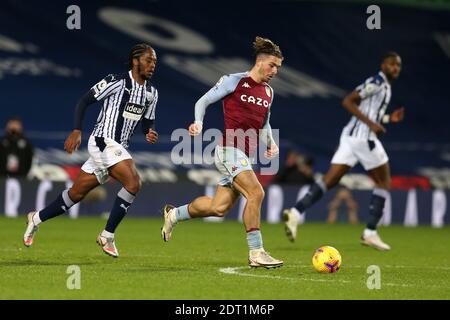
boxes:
[265,86,271,97]
[365,83,375,94]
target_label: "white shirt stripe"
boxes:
[90,71,158,148]
[343,71,391,140]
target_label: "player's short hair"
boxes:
[6,116,22,125]
[381,51,400,63]
[128,43,154,69]
[253,36,283,59]
[7,116,21,122]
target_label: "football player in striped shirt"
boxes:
[23,44,159,257]
[284,52,405,251]
[161,37,284,268]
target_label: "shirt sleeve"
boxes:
[144,87,158,120]
[261,111,275,146]
[355,77,383,100]
[91,74,122,101]
[195,74,241,124]
[73,90,97,130]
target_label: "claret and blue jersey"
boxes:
[198,71,275,156]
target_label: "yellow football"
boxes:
[312,246,342,273]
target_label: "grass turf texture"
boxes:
[1,216,449,299]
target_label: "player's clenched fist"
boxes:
[146,128,158,144]
[264,143,279,159]
[188,123,203,136]
[64,129,81,154]
[390,107,405,123]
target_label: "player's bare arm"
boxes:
[342,90,386,135]
[188,79,227,137]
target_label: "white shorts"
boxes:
[214,146,253,186]
[81,136,132,184]
[331,134,389,171]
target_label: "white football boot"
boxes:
[360,229,391,251]
[283,208,299,242]
[161,204,177,242]
[249,249,284,269]
[96,234,119,257]
[23,211,39,247]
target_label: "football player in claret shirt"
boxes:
[161,37,284,268]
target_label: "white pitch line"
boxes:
[289,264,450,271]
[0,248,24,252]
[218,266,449,288]
[219,267,352,284]
[383,265,450,271]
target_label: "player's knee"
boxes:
[124,177,141,194]
[247,187,265,203]
[323,174,337,189]
[384,177,392,189]
[327,177,340,189]
[375,178,391,190]
[68,188,85,203]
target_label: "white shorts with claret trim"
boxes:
[81,135,132,184]
[331,133,389,171]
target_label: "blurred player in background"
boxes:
[161,37,283,268]
[284,52,405,250]
[273,150,315,186]
[0,117,34,178]
[23,44,159,257]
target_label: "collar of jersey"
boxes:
[245,72,265,86]
[378,71,389,85]
[128,70,146,87]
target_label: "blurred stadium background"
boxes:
[1,0,449,226]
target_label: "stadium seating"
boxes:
[1,1,449,224]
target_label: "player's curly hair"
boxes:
[127,43,154,69]
[253,36,283,59]
[381,51,400,63]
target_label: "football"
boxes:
[312,246,342,273]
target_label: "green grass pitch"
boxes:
[0,216,449,299]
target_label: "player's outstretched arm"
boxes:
[190,74,240,136]
[65,90,97,154]
[342,90,386,135]
[190,93,210,136]
[261,112,279,159]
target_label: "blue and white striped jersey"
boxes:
[343,71,391,140]
[90,70,158,148]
